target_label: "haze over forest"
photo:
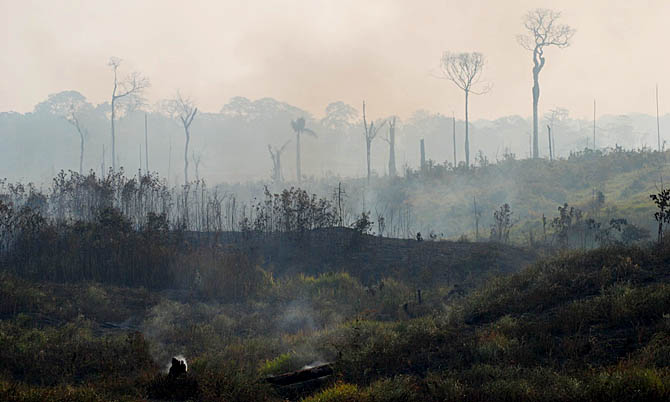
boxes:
[3,2,670,401]
[2,0,669,185]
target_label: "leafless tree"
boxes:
[67,105,88,175]
[192,151,204,181]
[439,52,489,168]
[382,116,397,177]
[268,140,291,183]
[517,9,575,159]
[38,91,89,174]
[290,117,316,183]
[362,101,387,183]
[108,57,150,171]
[169,92,198,185]
[544,107,569,158]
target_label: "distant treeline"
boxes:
[2,91,668,184]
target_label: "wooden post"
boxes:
[657,84,661,152]
[547,125,553,161]
[593,99,596,151]
[145,113,149,172]
[420,139,426,171]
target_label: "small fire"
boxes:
[301,360,327,370]
[174,355,188,371]
[166,355,188,375]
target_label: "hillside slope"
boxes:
[1,240,668,402]
[212,228,536,286]
[320,241,670,401]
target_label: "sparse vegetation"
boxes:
[3,3,669,401]
[0,166,668,401]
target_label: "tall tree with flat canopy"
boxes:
[170,92,198,185]
[34,91,91,174]
[517,9,574,159]
[107,57,150,171]
[362,101,387,183]
[439,52,489,168]
[290,117,316,183]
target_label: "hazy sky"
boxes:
[1,0,668,120]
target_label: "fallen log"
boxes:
[265,363,333,386]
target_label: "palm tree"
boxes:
[290,117,317,183]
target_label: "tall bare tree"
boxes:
[68,105,88,175]
[268,140,291,183]
[382,116,397,177]
[439,52,489,168]
[108,57,150,171]
[290,117,316,183]
[192,151,203,181]
[170,92,198,185]
[362,101,387,183]
[35,91,90,174]
[517,9,574,159]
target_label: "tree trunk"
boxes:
[532,71,540,158]
[296,133,301,183]
[465,90,470,168]
[547,125,553,161]
[452,115,457,167]
[552,126,556,158]
[111,98,116,171]
[366,139,372,183]
[593,99,596,151]
[144,113,149,173]
[277,154,282,182]
[389,125,396,177]
[79,131,84,175]
[168,136,172,185]
[184,128,190,185]
[420,139,426,171]
[657,84,661,152]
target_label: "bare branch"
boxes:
[170,91,198,129]
[518,8,575,56]
[439,51,489,95]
